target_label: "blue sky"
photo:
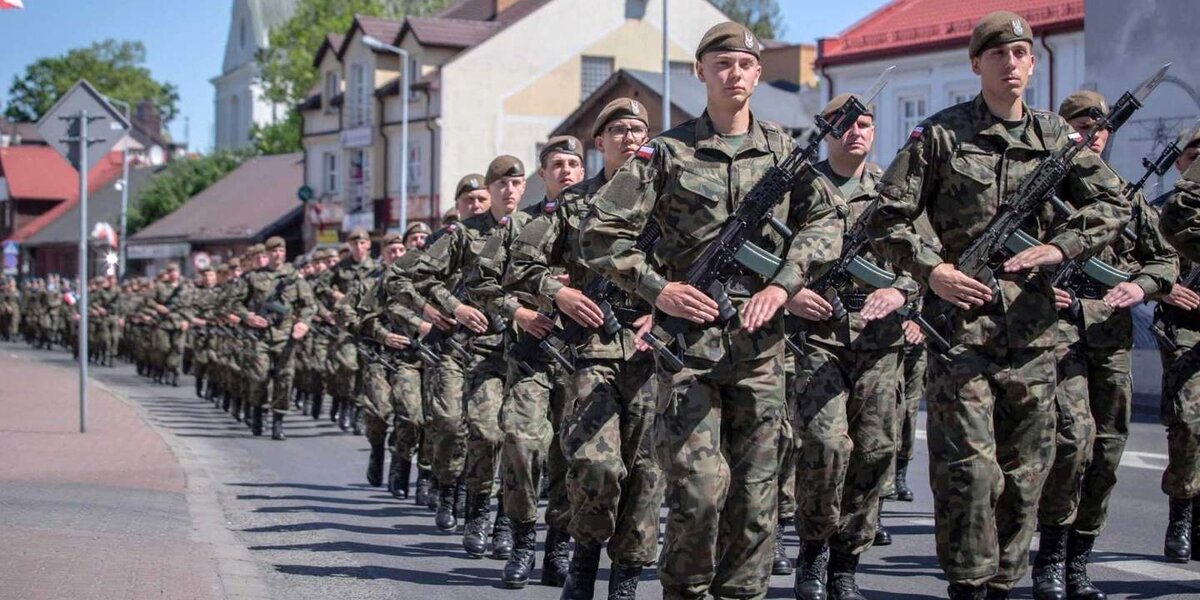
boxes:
[0,0,888,154]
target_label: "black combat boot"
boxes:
[462,492,491,558]
[435,483,458,532]
[271,413,286,441]
[338,402,353,431]
[559,540,602,600]
[251,406,264,436]
[1193,497,1200,561]
[454,478,467,520]
[501,519,537,588]
[985,587,1011,600]
[793,540,829,600]
[607,562,642,600]
[491,498,513,559]
[827,549,866,600]
[427,475,441,511]
[1065,530,1106,600]
[1032,525,1069,600]
[541,527,570,587]
[194,376,204,398]
[222,393,231,413]
[351,406,364,436]
[329,397,341,423]
[948,583,986,600]
[366,443,385,487]
[772,517,794,575]
[170,371,179,387]
[1165,497,1192,562]
[414,467,432,506]
[874,500,892,546]
[388,453,411,499]
[894,457,914,501]
[310,394,323,420]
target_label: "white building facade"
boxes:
[211,0,297,151]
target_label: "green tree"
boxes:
[4,40,179,124]
[713,0,785,41]
[251,110,302,155]
[128,150,253,233]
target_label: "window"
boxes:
[349,63,370,127]
[349,149,370,211]
[323,152,339,194]
[229,95,240,146]
[581,56,614,100]
[948,89,975,107]
[239,18,247,49]
[406,142,421,190]
[898,94,927,147]
[669,60,694,79]
[324,71,340,113]
[407,56,420,101]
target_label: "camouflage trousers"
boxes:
[562,355,663,564]
[244,336,299,414]
[500,359,570,528]
[1160,343,1200,499]
[778,360,797,520]
[427,351,467,484]
[363,356,424,455]
[463,348,507,498]
[152,327,185,374]
[882,341,926,498]
[0,308,17,338]
[793,342,899,555]
[1039,339,1130,535]
[926,344,1056,589]
[332,338,362,405]
[655,339,784,599]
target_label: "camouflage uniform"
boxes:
[323,254,377,426]
[580,113,843,598]
[1,279,21,340]
[1160,159,1200,263]
[868,95,1129,589]
[235,262,316,417]
[151,276,194,382]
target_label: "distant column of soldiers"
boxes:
[10,13,1200,600]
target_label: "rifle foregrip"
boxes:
[708,282,737,324]
[827,293,847,322]
[599,301,621,337]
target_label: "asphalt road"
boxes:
[13,342,1200,599]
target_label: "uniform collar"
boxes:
[695,110,770,159]
[969,94,1048,152]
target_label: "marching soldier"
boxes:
[151,263,193,386]
[866,12,1129,599]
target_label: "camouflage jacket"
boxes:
[152,280,194,330]
[1161,158,1200,264]
[506,177,653,361]
[235,263,316,343]
[579,111,844,361]
[323,256,377,329]
[869,95,1130,349]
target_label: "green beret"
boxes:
[820,93,874,121]
[404,221,432,239]
[969,11,1033,58]
[346,227,370,242]
[539,135,583,164]
[1058,90,1108,122]
[246,244,266,255]
[381,232,404,247]
[485,155,525,185]
[695,21,762,60]
[455,173,486,198]
[265,236,286,250]
[592,98,649,138]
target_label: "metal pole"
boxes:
[663,0,671,132]
[398,47,410,234]
[77,109,89,434]
[118,139,129,278]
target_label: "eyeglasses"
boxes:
[606,125,648,139]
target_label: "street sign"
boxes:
[2,241,17,255]
[192,251,211,271]
[298,185,314,203]
[35,79,130,172]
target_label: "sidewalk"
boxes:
[0,344,221,600]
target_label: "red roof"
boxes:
[3,149,126,242]
[816,0,1084,67]
[337,15,405,59]
[403,16,500,48]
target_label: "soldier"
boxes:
[1027,91,1178,600]
[189,267,220,399]
[579,22,844,599]
[471,135,585,586]
[0,276,20,341]
[405,222,432,250]
[866,12,1129,599]
[151,263,193,386]
[1151,129,1200,562]
[1161,152,1200,261]
[324,228,377,432]
[412,157,535,558]
[788,93,914,600]
[505,100,665,596]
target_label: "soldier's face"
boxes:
[697,51,761,108]
[458,190,491,217]
[166,269,179,283]
[202,272,217,287]
[1177,146,1200,173]
[539,152,584,199]
[1066,116,1109,154]
[488,177,525,214]
[270,246,286,267]
[384,243,406,263]
[972,42,1035,101]
[595,118,648,171]
[827,115,875,159]
[406,233,427,250]
[350,239,371,262]
[254,253,269,269]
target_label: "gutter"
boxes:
[377,91,389,230]
[418,85,438,226]
[1040,33,1056,110]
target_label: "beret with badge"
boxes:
[969,11,1033,58]
[539,135,584,164]
[695,21,762,60]
[592,98,649,138]
[485,155,525,185]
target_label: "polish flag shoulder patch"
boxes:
[1067,131,1083,144]
[635,145,655,161]
[909,125,924,140]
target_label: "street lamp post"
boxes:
[106,97,132,279]
[362,35,410,233]
[663,0,671,133]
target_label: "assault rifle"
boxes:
[641,66,896,372]
[1152,266,1200,353]
[512,220,663,376]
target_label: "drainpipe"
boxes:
[1040,33,1056,110]
[377,91,389,232]
[419,86,437,227]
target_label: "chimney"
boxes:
[495,0,519,15]
[135,100,163,138]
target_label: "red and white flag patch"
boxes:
[1067,131,1083,144]
[909,126,924,140]
[635,145,655,161]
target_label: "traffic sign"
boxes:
[192,251,211,271]
[35,79,130,172]
[298,185,314,203]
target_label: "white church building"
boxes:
[210,0,297,151]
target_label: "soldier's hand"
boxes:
[1003,244,1064,272]
[742,285,787,333]
[385,332,410,349]
[246,314,268,329]
[514,307,554,339]
[861,288,906,322]
[1053,287,1074,309]
[418,321,433,337]
[291,321,309,339]
[554,286,604,328]
[453,304,489,333]
[929,263,992,308]
[1104,281,1145,309]
[193,318,207,327]
[786,289,833,321]
[551,273,571,286]
[901,320,925,344]
[1164,284,1200,310]
[632,314,654,352]
[423,304,454,330]
[155,304,169,315]
[331,290,345,302]
[655,282,719,323]
[179,320,189,332]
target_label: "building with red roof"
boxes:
[814,0,1085,164]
